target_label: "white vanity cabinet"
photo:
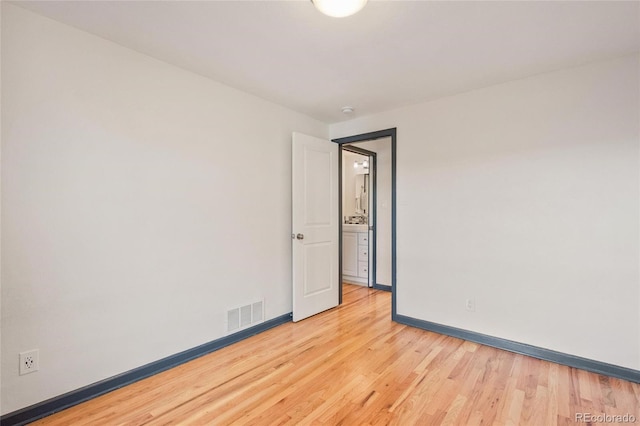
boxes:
[358,241,368,278]
[342,232,359,277]
[343,225,369,285]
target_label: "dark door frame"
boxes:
[342,145,377,289]
[333,128,397,320]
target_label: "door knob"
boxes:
[296,233,304,240]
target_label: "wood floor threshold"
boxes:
[31,284,640,425]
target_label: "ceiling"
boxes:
[11,1,640,123]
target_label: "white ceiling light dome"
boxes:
[312,0,368,18]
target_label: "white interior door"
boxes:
[292,132,339,322]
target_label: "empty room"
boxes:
[1,1,639,425]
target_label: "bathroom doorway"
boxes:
[341,146,376,288]
[334,128,396,315]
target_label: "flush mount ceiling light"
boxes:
[312,0,368,18]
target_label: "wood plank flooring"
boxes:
[33,284,640,425]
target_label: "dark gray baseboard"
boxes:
[372,283,392,292]
[395,314,640,384]
[0,313,292,426]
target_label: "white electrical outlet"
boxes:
[465,298,476,312]
[19,349,39,375]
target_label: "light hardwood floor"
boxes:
[34,284,640,425]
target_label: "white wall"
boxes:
[331,54,640,370]
[1,4,327,414]
[356,139,392,287]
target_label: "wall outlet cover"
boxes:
[465,298,476,312]
[19,349,39,375]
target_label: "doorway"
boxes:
[334,128,397,319]
[341,146,375,288]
